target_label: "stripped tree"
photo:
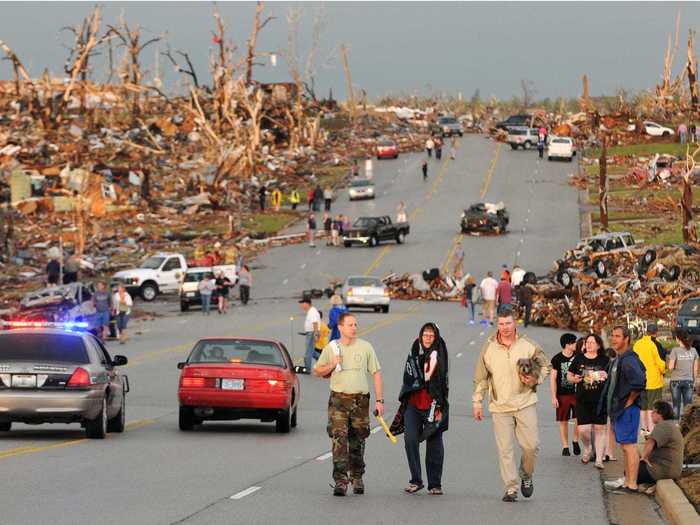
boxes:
[681,144,700,243]
[687,29,699,110]
[599,132,609,232]
[244,1,275,86]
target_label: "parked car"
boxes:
[348,179,376,200]
[112,252,237,302]
[568,232,637,258]
[677,298,700,342]
[179,268,223,312]
[0,323,129,438]
[343,216,410,247]
[341,276,390,313]
[506,127,539,150]
[437,116,463,137]
[548,136,575,161]
[460,202,509,235]
[376,139,399,159]
[177,337,300,433]
[495,114,533,130]
[11,283,100,333]
[627,121,674,137]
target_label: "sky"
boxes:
[0,1,696,102]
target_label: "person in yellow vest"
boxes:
[633,323,667,434]
[289,189,301,210]
[314,311,330,359]
[271,188,282,212]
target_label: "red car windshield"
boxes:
[188,340,285,367]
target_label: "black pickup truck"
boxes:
[343,216,410,247]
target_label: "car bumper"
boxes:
[0,390,104,423]
[377,150,397,158]
[348,192,374,200]
[345,296,390,306]
[343,236,370,245]
[178,389,292,411]
[548,152,573,158]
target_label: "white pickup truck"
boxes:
[111,252,238,301]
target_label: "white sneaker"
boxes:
[604,478,625,490]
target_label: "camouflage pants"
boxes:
[327,392,370,484]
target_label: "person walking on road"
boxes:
[667,328,698,421]
[46,252,61,286]
[331,214,341,247]
[198,274,216,316]
[215,271,232,314]
[633,324,666,434]
[472,308,548,502]
[537,136,545,159]
[238,264,252,305]
[517,282,534,327]
[314,311,330,359]
[425,137,434,158]
[496,273,512,311]
[313,185,323,212]
[479,271,499,325]
[550,333,580,456]
[307,188,314,211]
[271,188,282,212]
[92,281,112,341]
[112,283,133,345]
[300,298,321,372]
[314,312,384,496]
[351,160,360,178]
[422,160,428,181]
[307,213,317,247]
[603,325,646,493]
[463,275,477,325]
[323,186,333,212]
[567,334,609,469]
[63,254,79,284]
[679,122,688,144]
[328,294,348,341]
[323,213,332,246]
[258,186,267,212]
[290,189,301,210]
[396,201,407,223]
[396,323,449,495]
[435,138,443,160]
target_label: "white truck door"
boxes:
[159,257,185,292]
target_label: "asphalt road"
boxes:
[0,137,615,525]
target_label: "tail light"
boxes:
[267,379,288,388]
[180,374,217,388]
[347,288,353,296]
[383,289,390,297]
[67,367,91,388]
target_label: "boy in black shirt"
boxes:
[550,333,581,456]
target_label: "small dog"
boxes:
[517,358,541,391]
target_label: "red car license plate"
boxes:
[221,379,244,390]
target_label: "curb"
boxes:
[655,479,700,525]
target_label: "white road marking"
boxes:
[300,263,306,269]
[525,218,529,222]
[470,340,475,345]
[516,251,521,257]
[230,486,262,500]
[527,209,531,213]
[282,278,288,285]
[520,239,524,244]
[316,452,333,461]
[456,352,463,358]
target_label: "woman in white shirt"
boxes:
[112,284,133,344]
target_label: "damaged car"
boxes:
[9,283,99,332]
[460,202,509,235]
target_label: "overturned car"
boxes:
[460,202,509,235]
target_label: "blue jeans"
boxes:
[201,294,212,314]
[670,380,694,420]
[304,332,316,370]
[466,301,475,321]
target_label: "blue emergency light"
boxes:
[1,320,90,331]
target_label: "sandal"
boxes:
[404,483,424,494]
[428,487,443,495]
[604,455,617,462]
[581,452,591,464]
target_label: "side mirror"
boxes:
[177,362,186,370]
[112,355,128,367]
[294,365,309,375]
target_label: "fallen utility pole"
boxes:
[340,44,356,124]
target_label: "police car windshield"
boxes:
[140,256,165,269]
[189,340,285,367]
[0,333,90,364]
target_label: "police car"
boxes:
[0,321,129,438]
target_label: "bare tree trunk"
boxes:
[245,2,274,86]
[340,44,356,124]
[682,145,699,242]
[599,134,609,232]
[581,74,590,112]
[688,29,699,110]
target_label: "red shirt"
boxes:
[496,280,512,304]
[408,388,433,410]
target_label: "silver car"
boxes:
[0,325,129,438]
[348,179,375,201]
[341,276,390,313]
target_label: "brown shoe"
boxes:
[333,482,347,497]
[352,478,364,495]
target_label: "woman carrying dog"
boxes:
[395,323,449,495]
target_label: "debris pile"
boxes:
[382,271,463,301]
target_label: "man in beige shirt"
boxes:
[314,312,384,497]
[472,308,549,502]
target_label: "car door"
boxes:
[159,257,184,292]
[89,337,123,418]
[378,218,392,241]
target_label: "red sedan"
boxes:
[376,139,399,159]
[177,337,300,433]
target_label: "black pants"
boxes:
[436,149,442,160]
[538,148,544,158]
[522,301,532,327]
[240,285,250,305]
[324,199,331,211]
[637,462,656,485]
[63,272,78,284]
[404,404,444,489]
[292,202,298,210]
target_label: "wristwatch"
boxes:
[376,399,384,404]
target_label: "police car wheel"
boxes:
[86,398,107,439]
[107,393,126,433]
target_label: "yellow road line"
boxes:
[479,142,502,200]
[358,304,419,337]
[363,246,391,276]
[440,233,463,275]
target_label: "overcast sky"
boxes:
[0,2,696,101]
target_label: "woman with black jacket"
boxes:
[394,322,449,495]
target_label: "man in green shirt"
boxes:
[314,312,384,497]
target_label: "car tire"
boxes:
[369,235,379,248]
[459,132,463,137]
[180,302,189,312]
[557,271,573,289]
[667,265,681,281]
[291,406,298,428]
[107,392,126,433]
[179,406,195,431]
[547,156,552,161]
[276,407,291,433]
[524,141,531,150]
[85,398,108,439]
[643,249,657,265]
[510,144,518,150]
[595,259,609,279]
[394,153,399,159]
[396,232,405,244]
[0,422,11,432]
[344,241,351,248]
[140,282,158,302]
[662,131,670,137]
[382,305,390,314]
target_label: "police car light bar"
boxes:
[1,320,90,330]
